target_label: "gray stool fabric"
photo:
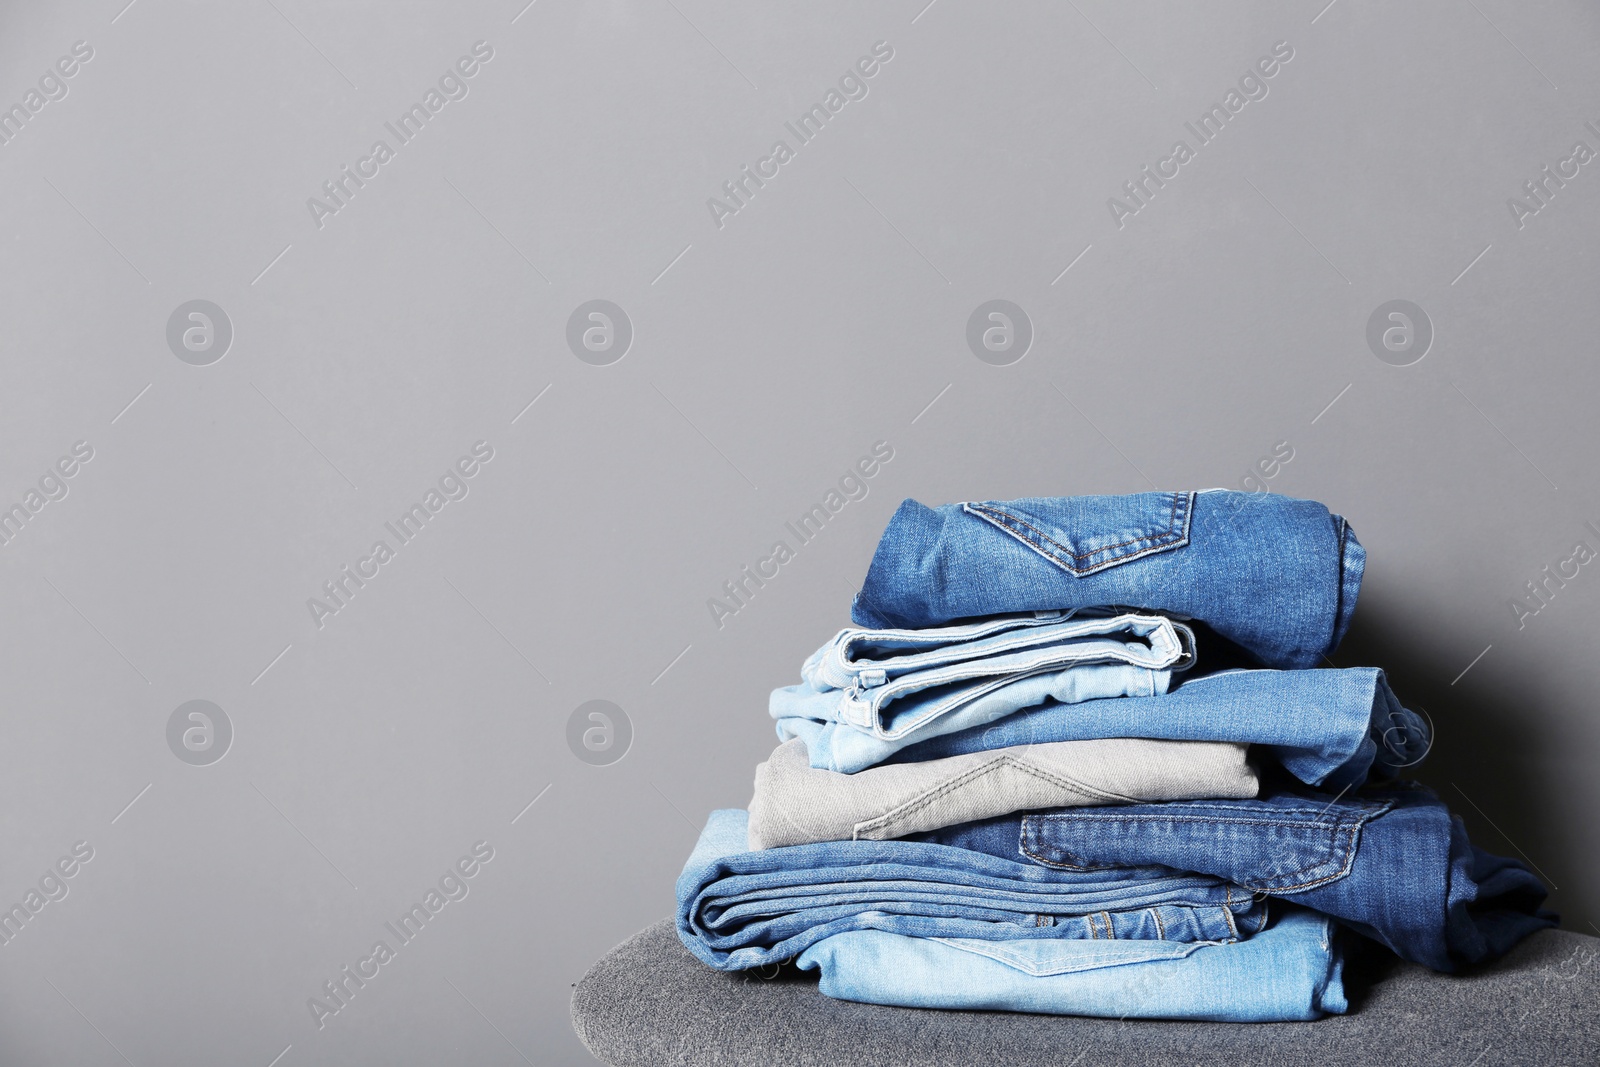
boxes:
[572,920,1600,1066]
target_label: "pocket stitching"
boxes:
[966,501,1178,562]
[929,936,1206,975]
[1019,802,1390,893]
[962,492,1193,576]
[854,753,1135,841]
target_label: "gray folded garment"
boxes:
[747,737,1258,849]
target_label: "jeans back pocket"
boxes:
[1021,795,1393,894]
[961,491,1194,577]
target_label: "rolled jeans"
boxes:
[796,904,1347,1021]
[875,666,1429,791]
[852,489,1363,670]
[676,809,1265,972]
[771,611,1191,773]
[747,736,1257,849]
[917,784,1556,971]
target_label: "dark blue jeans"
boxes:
[914,784,1555,972]
[853,489,1362,670]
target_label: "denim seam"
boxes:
[964,496,1184,567]
[928,936,1205,973]
[837,615,1067,657]
[857,641,1177,708]
[1028,813,1371,831]
[843,639,1183,734]
[853,756,1142,840]
[969,500,1182,561]
[962,492,1192,574]
[1265,822,1370,894]
[1020,806,1390,893]
[1022,825,1352,885]
[1027,803,1388,827]
[856,622,1181,679]
[837,613,1170,670]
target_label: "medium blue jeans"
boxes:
[772,611,1192,773]
[797,903,1347,1021]
[868,666,1428,790]
[675,809,1265,971]
[852,489,1363,670]
[917,784,1555,971]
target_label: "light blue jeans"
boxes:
[796,903,1347,1021]
[771,611,1191,773]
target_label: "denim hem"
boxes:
[1333,517,1365,648]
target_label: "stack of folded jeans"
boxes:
[675,490,1557,1022]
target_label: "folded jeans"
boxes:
[915,784,1556,971]
[747,736,1257,849]
[771,611,1191,766]
[796,903,1347,1021]
[676,809,1265,972]
[872,666,1428,791]
[852,489,1363,671]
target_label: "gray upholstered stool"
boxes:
[572,920,1600,1066]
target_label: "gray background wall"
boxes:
[0,0,1595,1063]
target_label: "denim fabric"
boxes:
[747,737,1257,849]
[852,489,1363,670]
[771,611,1190,772]
[576,920,1600,1065]
[880,667,1427,790]
[779,658,1177,774]
[795,904,1347,1021]
[919,785,1556,972]
[675,809,1266,971]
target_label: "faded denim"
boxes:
[772,611,1191,773]
[796,904,1347,1021]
